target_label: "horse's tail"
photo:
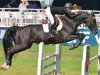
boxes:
[2,26,19,56]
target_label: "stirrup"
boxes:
[49,31,55,38]
[50,34,55,38]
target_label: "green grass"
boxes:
[0,43,98,75]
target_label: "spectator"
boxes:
[73,4,82,10]
[27,1,41,9]
[71,4,82,14]
[27,3,37,9]
[18,0,29,12]
[18,0,29,26]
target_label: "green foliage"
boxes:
[0,44,98,75]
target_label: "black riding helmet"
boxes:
[64,3,73,10]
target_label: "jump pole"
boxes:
[98,45,100,75]
[37,42,44,75]
[81,37,99,75]
[95,14,100,75]
[81,44,90,75]
[37,42,62,75]
[81,32,100,75]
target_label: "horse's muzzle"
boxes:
[93,30,97,35]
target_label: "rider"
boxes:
[45,3,79,38]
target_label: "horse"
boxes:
[1,12,97,69]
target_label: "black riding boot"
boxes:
[49,24,55,38]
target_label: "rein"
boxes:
[62,16,76,28]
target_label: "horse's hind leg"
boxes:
[67,33,85,50]
[1,43,32,70]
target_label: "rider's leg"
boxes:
[45,7,54,24]
[45,7,55,37]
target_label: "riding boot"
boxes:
[49,24,56,38]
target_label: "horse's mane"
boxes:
[59,12,90,25]
[60,15,73,24]
[59,12,90,23]
[73,12,90,20]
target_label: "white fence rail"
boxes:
[0,8,46,27]
[0,8,100,27]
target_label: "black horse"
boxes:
[1,12,97,69]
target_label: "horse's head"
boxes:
[83,12,97,35]
[74,12,97,35]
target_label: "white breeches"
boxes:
[45,7,54,24]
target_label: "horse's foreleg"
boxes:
[1,43,32,70]
[67,33,85,50]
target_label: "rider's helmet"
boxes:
[64,3,73,10]
[65,3,73,8]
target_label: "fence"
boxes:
[0,8,46,27]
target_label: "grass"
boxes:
[0,43,98,75]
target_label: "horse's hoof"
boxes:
[1,63,10,70]
[69,46,75,50]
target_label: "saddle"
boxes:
[41,15,62,33]
[41,16,60,26]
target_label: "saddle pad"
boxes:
[42,24,49,33]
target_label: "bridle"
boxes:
[83,17,97,34]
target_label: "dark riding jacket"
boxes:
[50,7,76,19]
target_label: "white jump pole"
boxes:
[37,42,61,75]
[37,42,44,75]
[98,45,100,75]
[55,44,62,75]
[98,32,100,75]
[81,44,90,75]
[95,14,100,75]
